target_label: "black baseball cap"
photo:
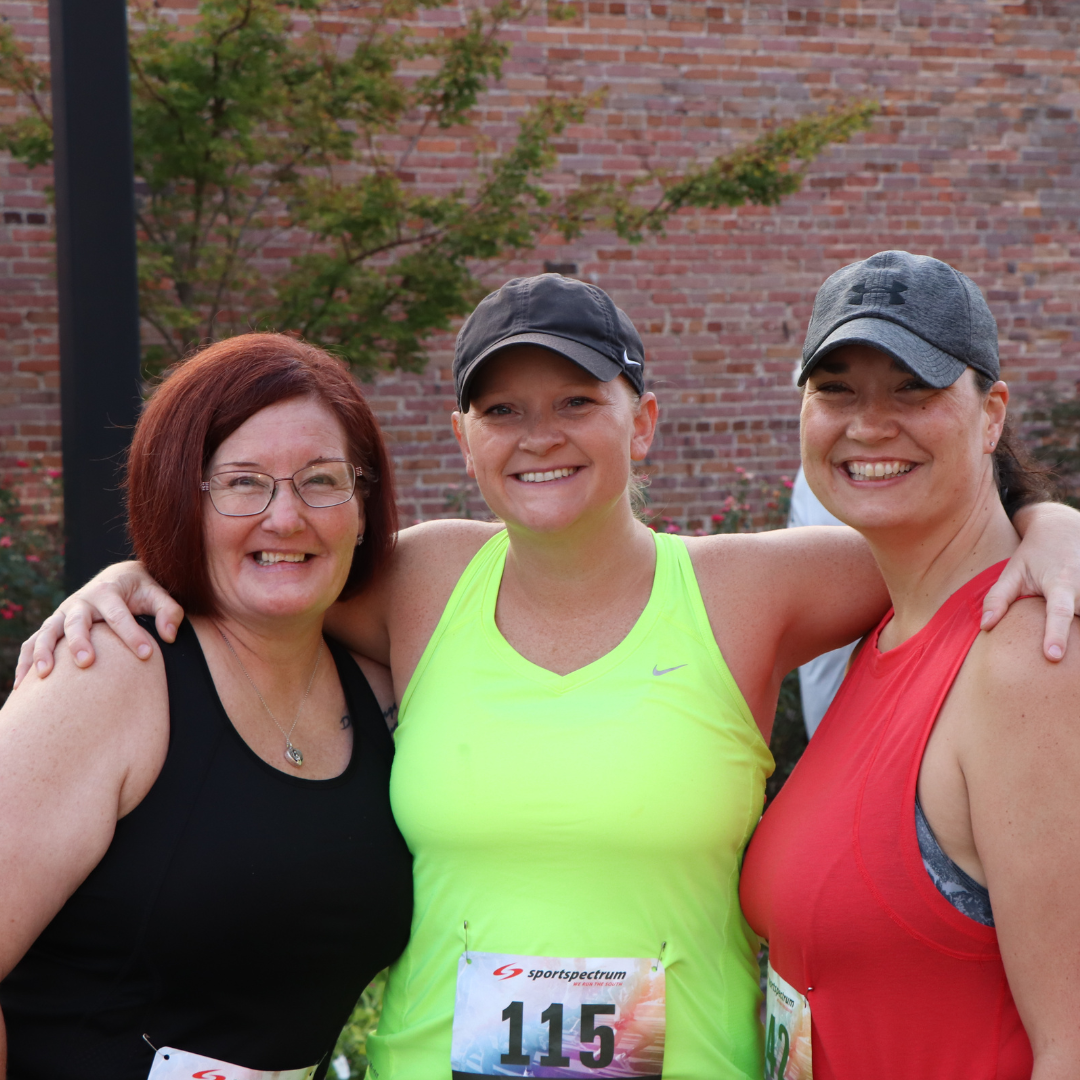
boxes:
[798,251,1000,388]
[454,274,645,410]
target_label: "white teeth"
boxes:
[517,467,578,483]
[256,552,307,565]
[846,461,914,479]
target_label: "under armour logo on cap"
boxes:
[847,276,908,307]
[798,251,1000,390]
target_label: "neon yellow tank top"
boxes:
[368,530,773,1080]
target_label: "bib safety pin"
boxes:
[464,919,470,964]
[652,941,666,972]
[142,1034,159,1052]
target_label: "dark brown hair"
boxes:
[126,333,397,615]
[974,370,1056,517]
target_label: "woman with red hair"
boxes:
[0,334,413,1079]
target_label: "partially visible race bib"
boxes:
[451,951,665,1078]
[146,1046,317,1080]
[764,962,812,1080]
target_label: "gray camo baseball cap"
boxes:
[798,251,999,388]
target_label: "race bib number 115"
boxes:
[450,951,665,1079]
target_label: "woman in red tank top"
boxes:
[740,251,1080,1080]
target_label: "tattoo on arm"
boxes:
[340,713,351,730]
[383,702,399,733]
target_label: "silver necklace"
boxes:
[216,625,322,768]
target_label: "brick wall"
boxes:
[0,2,58,517]
[3,0,1079,528]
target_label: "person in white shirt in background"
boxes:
[787,467,859,737]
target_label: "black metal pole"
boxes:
[49,0,142,592]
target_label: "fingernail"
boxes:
[1049,644,1063,660]
[76,650,90,665]
[36,660,46,673]
[980,612,993,629]
[137,644,151,659]
[165,624,176,639]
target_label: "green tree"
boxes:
[1,0,877,377]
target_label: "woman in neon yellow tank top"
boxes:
[21,276,1080,1079]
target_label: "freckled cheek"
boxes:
[799,412,837,465]
[203,515,252,566]
[469,434,508,472]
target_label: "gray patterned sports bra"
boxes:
[915,797,994,927]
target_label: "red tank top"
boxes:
[739,562,1032,1079]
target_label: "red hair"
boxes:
[126,333,397,615]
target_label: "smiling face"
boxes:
[202,395,362,626]
[800,344,1007,537]
[452,346,657,534]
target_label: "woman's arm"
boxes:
[0,627,169,1065]
[691,525,889,736]
[959,602,1080,1078]
[752,500,1080,671]
[19,519,501,695]
[15,500,1080,686]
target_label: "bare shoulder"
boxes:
[391,518,503,581]
[681,525,886,715]
[387,519,504,627]
[10,620,166,717]
[2,622,169,814]
[954,600,1080,778]
[682,531,794,583]
[968,597,1080,704]
[328,519,505,693]
[325,520,502,661]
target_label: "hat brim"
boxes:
[798,317,967,389]
[457,332,623,409]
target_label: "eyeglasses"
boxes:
[201,460,361,517]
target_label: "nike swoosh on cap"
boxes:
[652,664,687,676]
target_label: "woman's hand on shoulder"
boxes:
[0,624,169,980]
[981,501,1080,662]
[14,560,184,688]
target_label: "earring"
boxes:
[356,534,364,546]
[989,440,996,449]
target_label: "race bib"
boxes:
[451,951,665,1078]
[763,962,812,1080]
[146,1046,317,1080]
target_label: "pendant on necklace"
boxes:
[284,744,304,767]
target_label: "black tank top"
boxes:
[0,618,413,1079]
